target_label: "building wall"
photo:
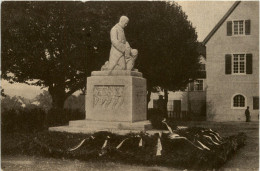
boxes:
[148,91,188,111]
[149,79,206,114]
[206,1,259,121]
[189,91,206,114]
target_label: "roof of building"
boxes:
[202,1,241,45]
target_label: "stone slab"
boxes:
[91,70,142,77]
[69,120,152,130]
[86,75,147,122]
[49,126,165,136]
[49,126,145,135]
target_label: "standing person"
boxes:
[245,106,250,122]
[157,95,168,119]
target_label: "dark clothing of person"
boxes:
[157,97,168,119]
[245,109,250,122]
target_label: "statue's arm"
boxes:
[111,28,126,53]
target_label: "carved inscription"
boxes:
[93,85,124,109]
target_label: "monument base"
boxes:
[49,120,152,135]
[86,70,147,122]
[49,70,152,135]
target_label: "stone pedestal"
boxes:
[49,70,152,134]
[86,70,147,122]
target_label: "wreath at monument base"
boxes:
[12,126,246,170]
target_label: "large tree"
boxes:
[2,1,199,111]
[2,1,107,110]
[123,2,200,110]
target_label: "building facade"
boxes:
[149,55,206,120]
[203,1,259,121]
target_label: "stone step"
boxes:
[69,120,118,129]
[49,126,159,135]
[69,120,152,130]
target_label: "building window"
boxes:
[253,97,259,110]
[189,80,203,91]
[225,54,252,75]
[233,94,245,108]
[233,20,244,35]
[233,54,246,74]
[227,20,250,36]
[195,80,203,91]
[200,64,206,71]
[167,100,173,111]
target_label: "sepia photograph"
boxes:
[1,1,259,170]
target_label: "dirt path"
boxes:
[1,155,181,171]
[2,122,258,171]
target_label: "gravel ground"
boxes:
[1,155,182,171]
[218,122,259,171]
[1,121,258,171]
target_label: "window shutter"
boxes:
[245,20,251,35]
[225,54,232,74]
[227,21,232,36]
[246,53,253,74]
[253,97,259,110]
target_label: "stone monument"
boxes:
[49,16,151,134]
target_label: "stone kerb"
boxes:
[91,70,142,77]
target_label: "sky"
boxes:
[177,1,234,41]
[1,1,235,99]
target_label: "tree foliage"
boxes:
[2,1,104,109]
[34,90,52,111]
[2,1,199,110]
[1,95,24,112]
[34,90,85,112]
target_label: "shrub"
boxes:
[66,108,85,121]
[46,108,85,127]
[2,107,85,133]
[46,108,67,127]
[1,108,46,133]
[17,108,46,132]
[1,109,17,133]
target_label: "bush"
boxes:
[17,108,46,132]
[65,108,85,121]
[1,109,17,133]
[46,108,85,127]
[1,108,46,133]
[2,107,85,133]
[46,108,66,127]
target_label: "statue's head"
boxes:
[119,16,129,29]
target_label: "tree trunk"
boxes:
[51,94,66,110]
[48,85,67,110]
[163,89,168,119]
[46,84,68,126]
